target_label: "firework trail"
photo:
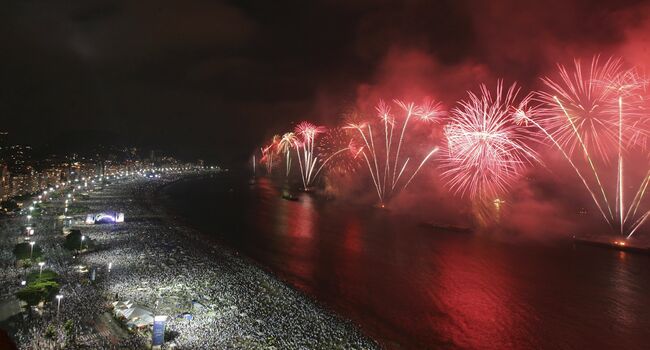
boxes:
[260,135,281,174]
[526,56,650,238]
[278,132,299,177]
[295,122,324,189]
[293,122,351,189]
[345,98,443,205]
[441,81,540,203]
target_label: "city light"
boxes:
[56,294,63,316]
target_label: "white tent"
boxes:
[112,301,155,327]
[113,300,133,309]
[122,306,153,320]
[112,300,134,317]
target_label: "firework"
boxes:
[345,98,443,205]
[537,57,646,161]
[293,122,350,189]
[525,57,650,238]
[278,132,299,177]
[441,82,539,202]
[260,135,281,174]
[317,127,362,175]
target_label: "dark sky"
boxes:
[2,0,649,163]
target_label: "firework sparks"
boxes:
[278,132,299,177]
[537,57,644,161]
[441,81,540,201]
[526,57,650,238]
[318,128,361,175]
[345,98,443,205]
[260,135,281,174]
[293,122,349,189]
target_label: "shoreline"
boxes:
[156,174,390,347]
[139,174,379,348]
[155,173,381,342]
[1,174,378,349]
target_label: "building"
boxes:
[0,164,8,201]
[0,131,9,164]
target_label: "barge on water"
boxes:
[573,237,650,255]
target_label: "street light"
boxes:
[29,241,35,259]
[38,262,45,276]
[56,294,63,316]
[80,235,85,251]
[26,215,32,222]
[108,262,112,272]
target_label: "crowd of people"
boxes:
[1,173,376,349]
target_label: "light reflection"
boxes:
[432,242,517,349]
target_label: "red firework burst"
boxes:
[441,81,539,200]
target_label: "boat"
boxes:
[572,236,650,255]
[281,190,299,201]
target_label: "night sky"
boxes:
[2,0,649,163]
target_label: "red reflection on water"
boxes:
[611,250,636,330]
[433,244,518,349]
[282,194,316,291]
[337,216,364,311]
[343,216,363,254]
[288,195,315,239]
